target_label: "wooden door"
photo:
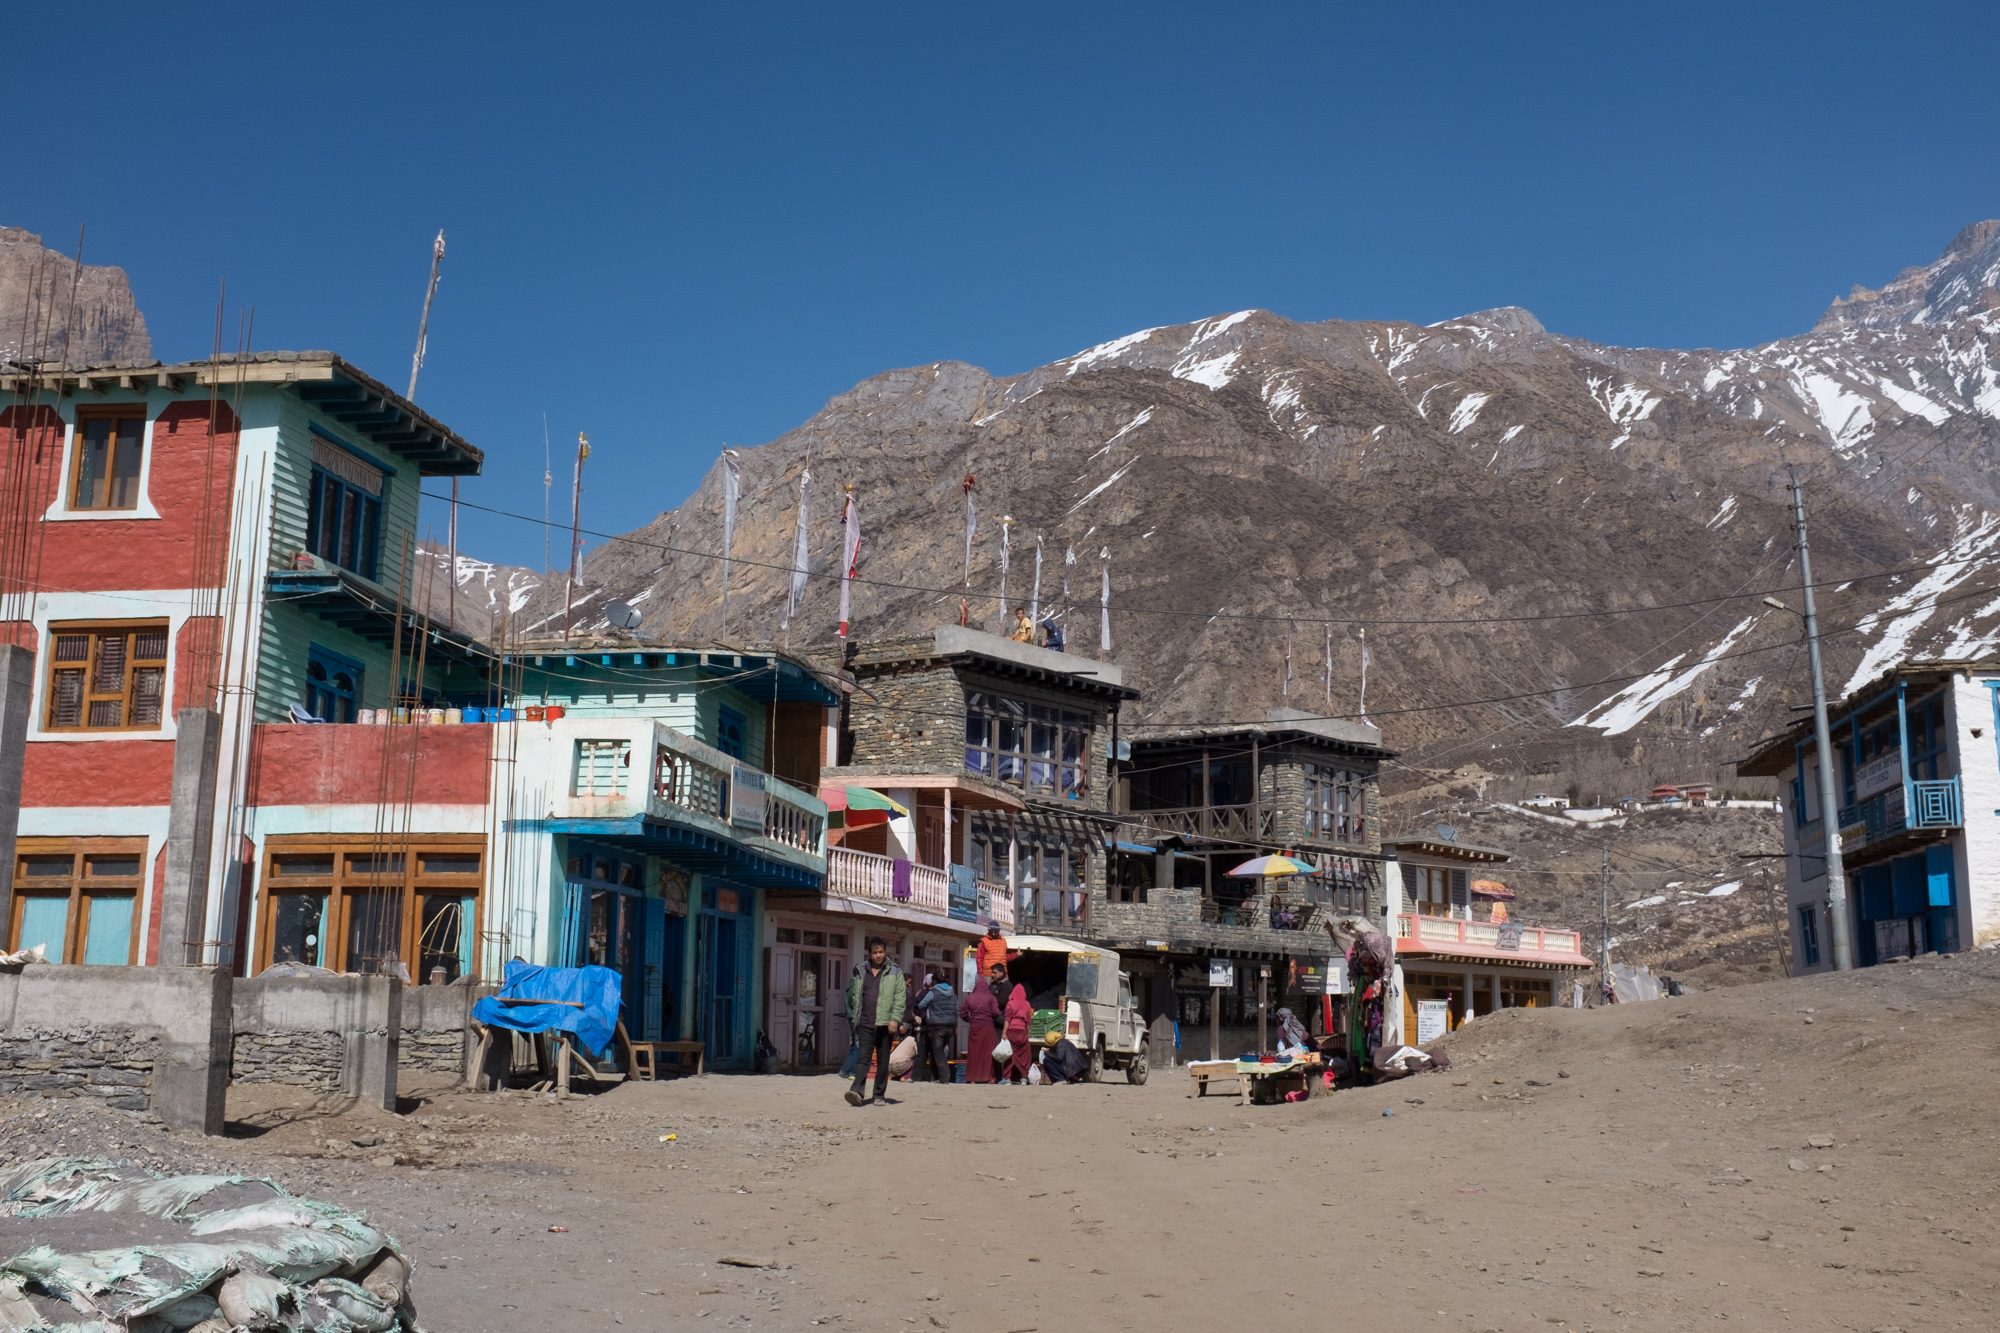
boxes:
[768,943,798,1067]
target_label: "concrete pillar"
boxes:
[348,976,402,1111]
[154,967,233,1137]
[159,707,223,966]
[0,644,33,940]
[1490,973,1503,1013]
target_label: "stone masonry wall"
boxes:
[230,1030,345,1088]
[847,665,966,771]
[0,1028,158,1111]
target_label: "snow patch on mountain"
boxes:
[1449,391,1492,435]
[1572,614,1761,736]
[1842,511,2000,694]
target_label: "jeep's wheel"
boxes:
[1088,1044,1105,1083]
[1126,1042,1149,1085]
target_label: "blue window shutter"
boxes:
[1925,843,1954,909]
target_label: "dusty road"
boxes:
[5,951,1998,1332]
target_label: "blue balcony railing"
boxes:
[1837,777,1961,851]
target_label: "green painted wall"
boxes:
[508,666,769,766]
[254,391,437,723]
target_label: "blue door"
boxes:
[698,888,753,1067]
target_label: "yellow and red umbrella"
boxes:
[822,785,909,828]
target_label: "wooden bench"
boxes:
[1187,1059,1243,1098]
[628,1038,705,1080]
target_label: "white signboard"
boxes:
[1208,958,1235,989]
[1854,750,1902,801]
[729,766,767,828]
[1415,999,1450,1045]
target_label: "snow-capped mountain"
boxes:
[467,223,2000,791]
[412,545,547,641]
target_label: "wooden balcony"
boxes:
[1127,803,1277,841]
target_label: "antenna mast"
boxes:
[564,432,589,643]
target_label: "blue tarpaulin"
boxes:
[470,962,623,1058]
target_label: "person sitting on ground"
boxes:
[1039,1030,1089,1084]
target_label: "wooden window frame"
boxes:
[7,837,146,964]
[43,620,171,733]
[67,406,148,512]
[303,644,364,723]
[255,835,484,981]
[305,460,384,581]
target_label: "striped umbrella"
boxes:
[1225,853,1316,878]
[824,785,910,829]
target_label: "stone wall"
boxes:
[231,971,400,1108]
[847,664,966,771]
[0,964,229,1133]
[400,978,485,1078]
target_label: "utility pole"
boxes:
[1791,477,1855,972]
[1597,843,1610,996]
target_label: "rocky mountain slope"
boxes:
[0,227,151,366]
[451,224,2000,791]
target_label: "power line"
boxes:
[420,489,2000,632]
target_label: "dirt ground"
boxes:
[6,950,1999,1333]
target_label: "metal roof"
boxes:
[0,352,482,476]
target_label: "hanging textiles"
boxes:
[720,449,742,615]
[962,473,976,586]
[838,489,861,637]
[1029,536,1043,623]
[1098,549,1111,653]
[785,468,810,625]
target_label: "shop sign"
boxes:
[947,866,977,922]
[1415,999,1450,1045]
[1208,958,1235,988]
[1496,923,1524,950]
[730,766,767,828]
[1854,750,1902,801]
[1292,957,1347,994]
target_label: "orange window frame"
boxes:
[255,835,484,981]
[42,620,170,733]
[7,837,146,964]
[68,406,147,511]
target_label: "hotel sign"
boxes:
[1854,750,1902,801]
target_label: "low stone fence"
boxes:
[0,965,230,1133]
[401,980,487,1078]
[230,972,401,1108]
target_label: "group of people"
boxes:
[839,923,1092,1106]
[1007,606,1065,652]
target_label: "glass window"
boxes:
[303,646,363,723]
[8,841,145,964]
[965,691,1093,798]
[258,839,481,980]
[305,438,386,580]
[69,408,146,511]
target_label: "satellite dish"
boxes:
[1434,822,1458,843]
[604,600,642,631]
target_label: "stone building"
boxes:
[1106,710,1394,1045]
[844,626,1139,941]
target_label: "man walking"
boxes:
[845,937,907,1106]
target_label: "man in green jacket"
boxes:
[845,937,908,1106]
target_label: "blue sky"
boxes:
[11,2,1999,568]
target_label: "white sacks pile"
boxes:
[0,1159,415,1330]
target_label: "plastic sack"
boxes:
[887,1036,917,1077]
[991,1038,1013,1062]
[1027,1064,1043,1086]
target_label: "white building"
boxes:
[1737,659,2000,973]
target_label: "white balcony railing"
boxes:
[1395,912,1585,964]
[825,847,1014,931]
